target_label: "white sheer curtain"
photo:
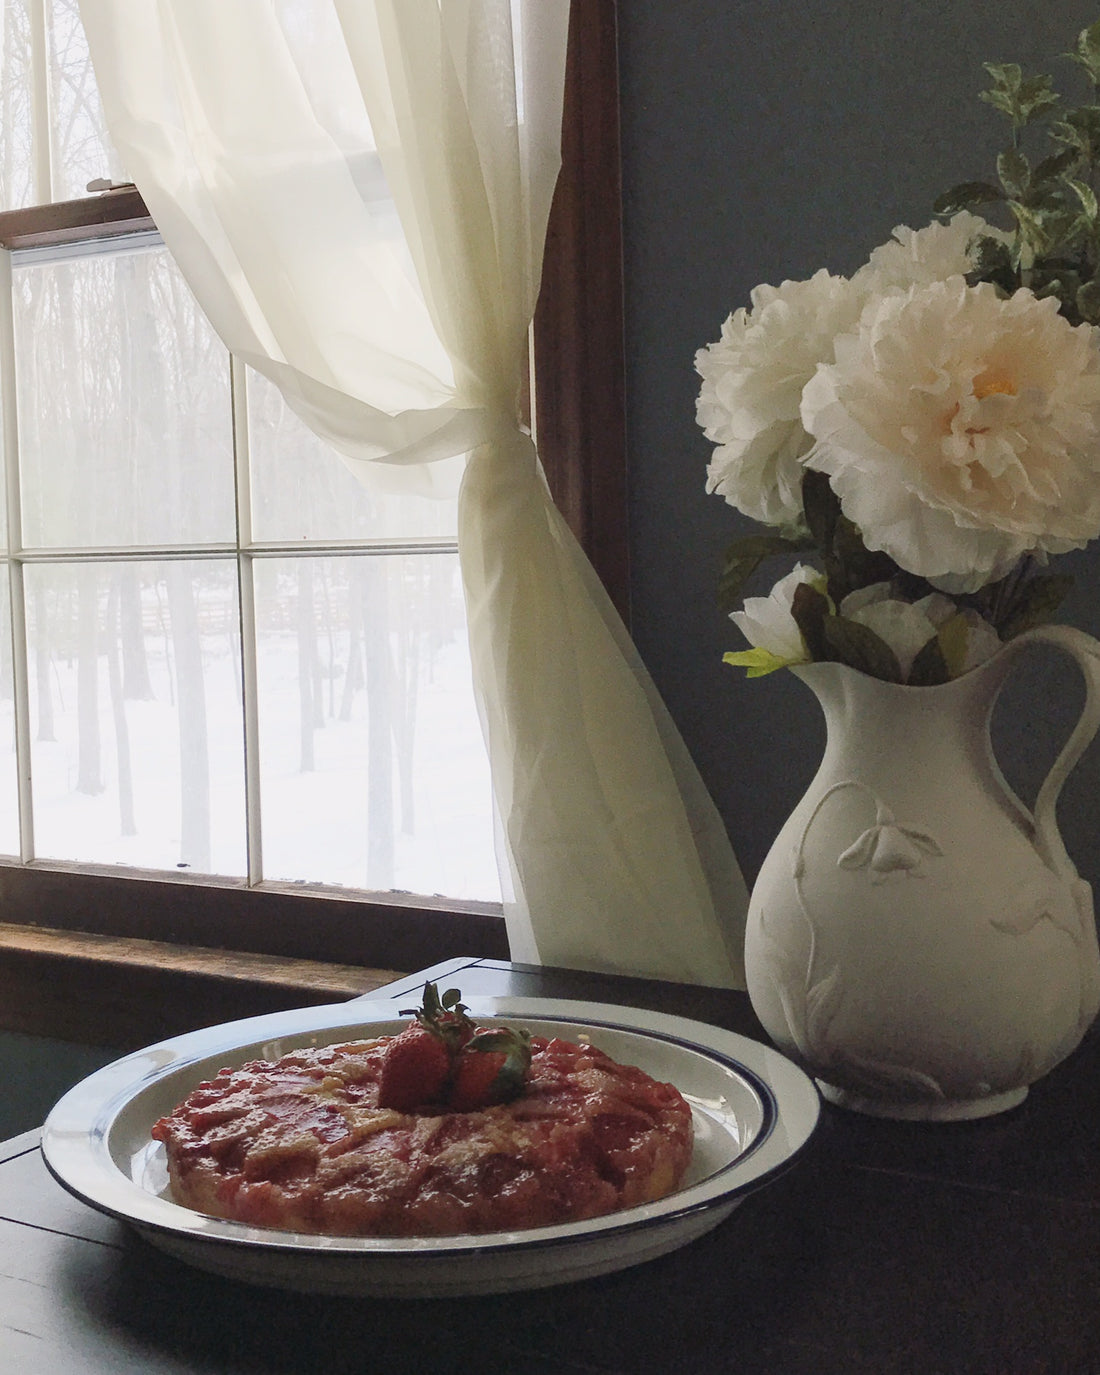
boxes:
[77,0,748,985]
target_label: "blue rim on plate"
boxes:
[41,996,821,1296]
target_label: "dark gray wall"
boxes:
[618,2,1100,890]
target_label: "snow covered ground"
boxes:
[0,561,500,904]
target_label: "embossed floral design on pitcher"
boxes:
[744,625,1100,1120]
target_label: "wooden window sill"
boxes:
[0,923,404,1050]
[0,186,155,250]
[0,860,507,969]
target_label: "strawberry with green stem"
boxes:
[376,1023,450,1112]
[448,1026,533,1112]
[378,982,532,1113]
[376,983,468,1111]
[401,983,475,1056]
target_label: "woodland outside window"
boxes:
[0,0,629,976]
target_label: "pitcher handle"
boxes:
[998,624,1100,875]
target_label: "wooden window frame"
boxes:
[534,1,628,624]
[0,1,625,1038]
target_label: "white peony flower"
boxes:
[838,583,999,679]
[696,270,865,526]
[800,277,1100,591]
[727,564,824,672]
[839,585,946,678]
[853,212,1004,295]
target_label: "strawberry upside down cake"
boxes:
[152,984,694,1237]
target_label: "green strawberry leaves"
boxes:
[397,983,533,1109]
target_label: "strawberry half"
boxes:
[447,1027,532,1112]
[376,1024,450,1112]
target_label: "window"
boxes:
[6,234,497,904]
[0,0,624,981]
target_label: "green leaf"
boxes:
[821,615,904,684]
[1037,208,1090,249]
[1030,265,1082,295]
[1049,119,1090,156]
[1031,273,1076,313]
[828,519,900,601]
[983,61,1023,94]
[1007,200,1047,241]
[1065,20,1100,83]
[716,532,815,613]
[935,614,975,679]
[970,565,1022,628]
[1077,273,1100,323]
[1052,106,1100,160]
[1017,75,1060,122]
[997,148,1031,197]
[1032,147,1081,185]
[800,469,841,553]
[907,634,951,687]
[980,88,1021,120]
[932,181,1004,216]
[1067,177,1099,220]
[997,574,1074,640]
[1068,105,1100,136]
[723,647,796,679]
[799,472,901,603]
[1008,200,1051,261]
[1080,17,1100,57]
[789,582,832,663]
[980,65,1058,128]
[969,234,1013,274]
[966,234,1018,293]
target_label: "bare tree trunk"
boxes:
[120,567,153,699]
[339,570,363,723]
[107,573,135,835]
[1,4,18,205]
[361,561,393,890]
[112,259,154,705]
[166,564,210,869]
[319,564,337,719]
[313,640,324,729]
[0,573,13,715]
[152,580,175,706]
[125,253,212,867]
[393,562,418,835]
[32,582,55,742]
[76,576,102,795]
[298,562,315,771]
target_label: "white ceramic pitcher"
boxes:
[744,623,1100,1120]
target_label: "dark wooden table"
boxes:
[3,955,1098,1374]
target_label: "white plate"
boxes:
[41,995,819,1298]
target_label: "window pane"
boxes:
[254,553,497,900]
[14,245,235,548]
[0,328,9,551]
[0,563,17,853]
[246,370,459,543]
[47,0,127,201]
[0,0,34,210]
[26,559,247,875]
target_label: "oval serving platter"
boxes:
[41,996,820,1298]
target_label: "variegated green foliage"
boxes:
[935,20,1100,324]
